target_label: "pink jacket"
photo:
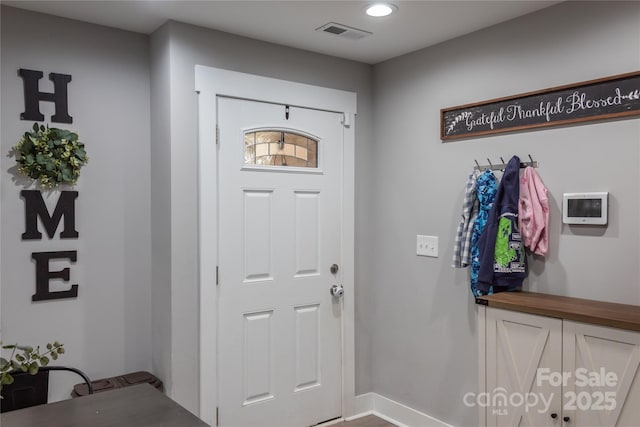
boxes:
[519,167,549,256]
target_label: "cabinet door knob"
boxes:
[550,413,558,419]
[563,416,570,423]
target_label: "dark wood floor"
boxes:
[338,415,396,427]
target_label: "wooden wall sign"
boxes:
[441,71,640,141]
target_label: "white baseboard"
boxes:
[349,393,454,427]
[347,393,374,420]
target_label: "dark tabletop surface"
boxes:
[0,383,210,427]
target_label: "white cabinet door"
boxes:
[486,308,563,427]
[563,321,640,427]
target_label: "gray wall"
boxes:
[150,22,173,398]
[149,20,374,412]
[0,7,151,401]
[4,3,638,426]
[369,2,640,426]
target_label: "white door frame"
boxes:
[195,65,357,426]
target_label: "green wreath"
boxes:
[13,123,88,188]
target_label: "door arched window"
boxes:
[244,130,318,168]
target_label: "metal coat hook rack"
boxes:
[473,154,538,171]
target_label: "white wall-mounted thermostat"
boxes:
[562,192,608,225]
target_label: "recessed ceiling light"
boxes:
[365,3,397,17]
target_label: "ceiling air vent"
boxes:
[315,22,372,40]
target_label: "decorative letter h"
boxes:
[19,68,72,123]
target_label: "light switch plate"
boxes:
[417,235,438,257]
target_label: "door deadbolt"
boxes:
[330,264,339,275]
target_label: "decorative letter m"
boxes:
[21,190,78,240]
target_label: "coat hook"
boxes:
[528,154,534,165]
[487,158,493,168]
[500,156,506,166]
[474,159,481,169]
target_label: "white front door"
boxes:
[217,97,344,427]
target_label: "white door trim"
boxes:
[195,65,357,426]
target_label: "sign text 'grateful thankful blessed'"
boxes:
[441,71,640,141]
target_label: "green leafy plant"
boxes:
[0,342,65,393]
[13,123,88,188]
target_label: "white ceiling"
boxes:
[2,0,561,64]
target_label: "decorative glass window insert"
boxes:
[244,130,318,168]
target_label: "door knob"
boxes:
[330,284,344,298]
